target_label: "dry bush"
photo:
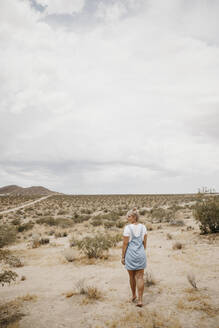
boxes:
[187,273,197,289]
[63,248,75,262]
[169,219,185,226]
[30,233,40,248]
[177,297,219,316]
[172,241,183,250]
[66,279,103,303]
[77,234,112,258]
[39,237,50,245]
[0,294,37,327]
[0,300,24,327]
[17,221,34,232]
[0,225,17,248]
[144,271,156,287]
[115,220,126,228]
[194,198,219,234]
[105,308,181,328]
[166,233,172,240]
[0,270,18,286]
[146,223,153,231]
[104,220,115,229]
[0,249,23,268]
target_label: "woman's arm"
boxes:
[143,234,147,249]
[121,236,129,264]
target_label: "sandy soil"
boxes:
[1,216,219,328]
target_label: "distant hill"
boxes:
[0,185,56,196]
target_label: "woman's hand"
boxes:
[121,257,125,265]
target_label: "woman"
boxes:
[121,208,147,307]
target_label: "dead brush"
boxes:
[177,297,219,317]
[105,308,181,328]
[144,271,156,287]
[0,270,18,286]
[187,273,197,289]
[166,233,172,240]
[65,278,103,303]
[172,241,183,250]
[0,294,37,327]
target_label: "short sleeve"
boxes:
[123,225,130,237]
[143,224,147,235]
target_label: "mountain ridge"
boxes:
[0,185,57,196]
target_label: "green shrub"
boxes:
[36,217,73,228]
[36,217,56,226]
[90,217,103,226]
[17,222,34,232]
[194,198,219,234]
[77,234,112,258]
[72,215,90,224]
[116,220,126,228]
[0,270,18,286]
[104,220,115,228]
[11,218,21,225]
[0,225,17,248]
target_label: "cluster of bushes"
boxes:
[0,225,17,248]
[150,208,173,222]
[194,198,219,234]
[36,217,73,228]
[17,221,35,232]
[90,212,125,229]
[71,214,91,224]
[70,233,122,258]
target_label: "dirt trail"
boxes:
[0,195,53,215]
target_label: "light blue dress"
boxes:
[125,225,147,271]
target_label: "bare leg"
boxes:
[127,270,136,301]
[135,269,144,306]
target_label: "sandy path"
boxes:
[0,195,53,215]
[1,219,219,328]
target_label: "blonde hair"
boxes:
[126,207,139,221]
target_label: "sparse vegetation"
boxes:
[187,273,197,289]
[0,224,17,248]
[77,234,112,258]
[0,270,18,286]
[172,241,183,250]
[144,271,156,287]
[194,198,219,234]
[66,279,103,303]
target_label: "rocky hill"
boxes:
[0,185,56,196]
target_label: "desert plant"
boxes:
[69,279,103,302]
[194,198,219,234]
[63,248,75,262]
[104,220,115,228]
[144,271,156,287]
[116,220,126,228]
[169,219,185,226]
[17,221,34,232]
[172,241,183,250]
[77,234,112,258]
[39,237,50,245]
[90,217,103,226]
[0,224,17,248]
[0,300,24,327]
[30,234,40,248]
[166,233,172,240]
[187,273,197,289]
[0,270,18,286]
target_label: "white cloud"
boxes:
[36,0,85,15]
[0,0,219,193]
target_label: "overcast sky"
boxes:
[0,0,219,194]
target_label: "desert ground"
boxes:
[0,194,219,328]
